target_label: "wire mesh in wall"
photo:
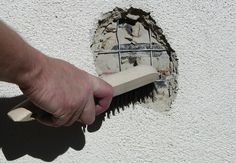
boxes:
[91,7,178,111]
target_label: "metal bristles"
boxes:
[101,82,157,119]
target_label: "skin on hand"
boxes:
[0,20,112,127]
[20,52,113,127]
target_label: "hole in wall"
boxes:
[91,7,178,111]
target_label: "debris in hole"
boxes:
[91,7,178,111]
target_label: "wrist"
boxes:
[14,46,48,90]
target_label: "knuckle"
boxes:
[107,84,114,97]
[53,108,65,118]
[67,101,78,110]
[80,110,95,125]
[85,116,95,125]
[102,79,114,97]
[63,98,80,112]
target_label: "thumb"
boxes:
[90,75,113,115]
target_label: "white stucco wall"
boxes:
[0,0,235,162]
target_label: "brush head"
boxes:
[100,82,157,118]
[86,82,157,131]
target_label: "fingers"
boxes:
[91,75,113,115]
[37,95,96,127]
[79,95,96,125]
[37,111,73,127]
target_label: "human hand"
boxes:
[19,54,113,127]
[0,20,112,126]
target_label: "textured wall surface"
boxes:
[0,0,235,162]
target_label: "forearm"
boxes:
[0,20,46,88]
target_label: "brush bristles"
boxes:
[83,83,157,131]
[102,82,157,118]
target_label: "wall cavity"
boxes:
[91,7,178,111]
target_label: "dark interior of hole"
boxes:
[117,18,136,26]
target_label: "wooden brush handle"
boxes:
[7,99,52,122]
[8,99,36,122]
[7,65,158,122]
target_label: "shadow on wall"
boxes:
[0,95,126,161]
[0,95,87,162]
